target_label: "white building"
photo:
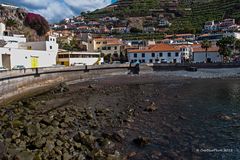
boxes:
[223,32,240,39]
[192,45,222,63]
[128,44,181,63]
[0,23,58,69]
[57,51,103,66]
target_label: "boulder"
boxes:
[133,136,150,147]
[14,151,34,160]
[144,102,157,112]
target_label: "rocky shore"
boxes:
[0,73,240,160]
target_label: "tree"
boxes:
[201,40,212,63]
[130,27,142,33]
[24,13,49,36]
[235,39,240,54]
[216,36,235,61]
[6,19,17,28]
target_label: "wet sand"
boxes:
[0,73,240,160]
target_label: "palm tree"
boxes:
[216,36,235,62]
[201,40,212,63]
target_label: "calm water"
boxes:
[105,78,240,160]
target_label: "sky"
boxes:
[0,0,113,23]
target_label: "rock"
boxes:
[96,138,111,147]
[53,83,69,93]
[93,149,105,159]
[112,130,125,142]
[0,142,6,159]
[14,151,34,160]
[74,142,82,149]
[3,129,13,139]
[26,124,40,137]
[144,102,157,112]
[165,151,179,159]
[127,152,136,158]
[11,120,24,128]
[60,122,68,128]
[220,115,232,121]
[43,140,55,153]
[178,115,187,120]
[133,136,150,147]
[76,153,85,160]
[88,85,93,89]
[34,153,42,160]
[86,113,94,120]
[151,151,162,159]
[107,151,121,160]
[54,146,63,155]
[56,140,63,146]
[33,137,46,149]
[52,120,60,127]
[40,118,52,126]
[63,152,72,160]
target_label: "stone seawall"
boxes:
[0,64,152,105]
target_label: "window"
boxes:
[142,53,145,57]
[159,53,163,57]
[149,59,153,63]
[89,41,92,44]
[96,42,101,44]
[175,52,179,57]
[168,52,171,57]
[142,59,145,63]
[108,47,111,50]
[152,53,155,57]
[102,47,106,50]
[114,46,117,50]
[103,41,107,44]
[50,46,52,49]
[131,60,134,63]
[134,53,137,58]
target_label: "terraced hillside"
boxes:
[86,0,240,33]
[171,0,240,33]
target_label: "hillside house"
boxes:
[128,43,181,64]
[87,37,123,59]
[0,23,58,69]
[192,45,222,63]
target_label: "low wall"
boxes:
[151,63,240,71]
[0,64,152,105]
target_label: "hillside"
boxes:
[0,4,50,41]
[86,0,240,33]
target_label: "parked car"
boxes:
[0,66,7,72]
[112,61,121,64]
[72,63,86,66]
[161,59,168,63]
[12,65,26,70]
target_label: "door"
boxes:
[2,54,11,69]
[31,56,39,68]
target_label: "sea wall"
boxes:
[0,64,152,105]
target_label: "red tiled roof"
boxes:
[192,44,219,52]
[128,44,179,53]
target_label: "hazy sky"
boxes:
[1,0,112,23]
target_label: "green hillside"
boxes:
[85,0,240,34]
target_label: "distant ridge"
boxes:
[86,0,240,33]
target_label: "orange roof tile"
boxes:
[192,45,219,52]
[128,44,179,53]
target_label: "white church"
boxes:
[0,23,58,69]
